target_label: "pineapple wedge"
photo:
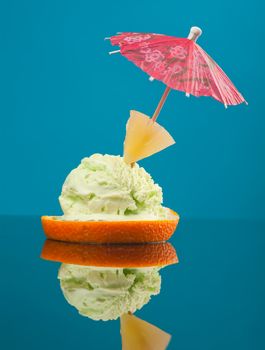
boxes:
[123,110,175,164]
[120,313,171,350]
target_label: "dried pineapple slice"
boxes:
[120,313,171,350]
[123,110,175,164]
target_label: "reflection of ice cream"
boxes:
[58,264,161,321]
[59,154,169,221]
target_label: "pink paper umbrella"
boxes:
[108,27,247,121]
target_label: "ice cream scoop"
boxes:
[59,153,168,221]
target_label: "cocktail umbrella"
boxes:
[107,27,247,164]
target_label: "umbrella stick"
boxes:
[151,86,171,122]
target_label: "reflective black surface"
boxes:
[1,216,265,349]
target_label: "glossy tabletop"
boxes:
[0,216,264,350]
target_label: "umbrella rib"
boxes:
[214,66,246,105]
[199,48,228,106]
[186,41,194,95]
[109,50,121,55]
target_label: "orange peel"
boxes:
[41,210,179,244]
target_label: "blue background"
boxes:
[0,0,264,220]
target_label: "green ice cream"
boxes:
[58,264,161,321]
[59,154,169,221]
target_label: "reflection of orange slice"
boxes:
[41,211,179,244]
[41,240,178,268]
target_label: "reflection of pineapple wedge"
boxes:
[120,313,171,350]
[123,110,175,164]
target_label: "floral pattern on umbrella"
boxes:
[110,32,246,106]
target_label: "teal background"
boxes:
[0,0,264,219]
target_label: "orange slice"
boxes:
[123,110,175,164]
[41,210,179,244]
[120,313,171,350]
[41,240,178,268]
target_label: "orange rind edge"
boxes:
[41,210,179,244]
